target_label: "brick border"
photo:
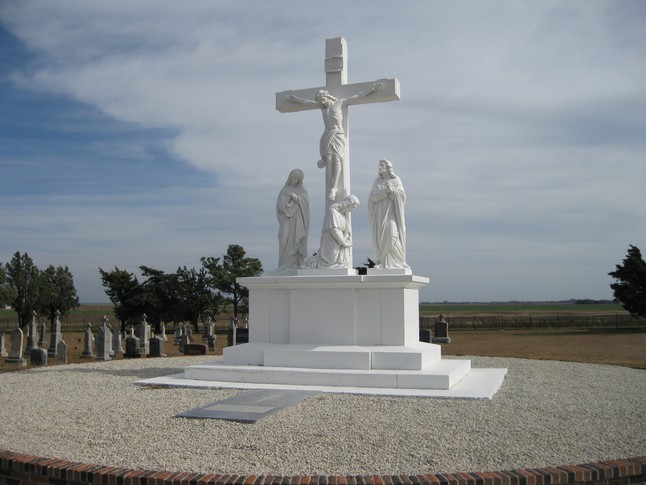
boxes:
[0,450,644,485]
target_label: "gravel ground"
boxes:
[0,355,644,476]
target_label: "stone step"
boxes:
[184,358,471,390]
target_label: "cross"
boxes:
[276,37,400,209]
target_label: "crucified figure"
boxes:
[287,82,383,201]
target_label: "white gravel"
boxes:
[0,355,644,476]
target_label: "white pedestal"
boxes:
[173,273,507,396]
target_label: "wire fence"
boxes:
[419,313,644,330]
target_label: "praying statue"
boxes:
[368,159,410,270]
[286,83,382,202]
[276,168,310,270]
[308,194,360,269]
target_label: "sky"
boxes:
[1,1,645,304]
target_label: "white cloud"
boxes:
[1,0,645,302]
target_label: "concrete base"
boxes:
[136,364,508,399]
[184,358,470,390]
[142,273,507,399]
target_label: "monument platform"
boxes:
[146,273,508,399]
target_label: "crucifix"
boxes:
[276,37,400,209]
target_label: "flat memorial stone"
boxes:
[176,389,317,423]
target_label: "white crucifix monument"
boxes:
[168,38,507,398]
[276,37,400,210]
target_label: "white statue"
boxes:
[368,159,410,270]
[276,169,310,270]
[286,83,382,202]
[309,194,360,268]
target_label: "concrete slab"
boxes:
[176,389,317,423]
[136,367,507,399]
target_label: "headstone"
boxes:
[80,323,94,358]
[30,347,48,366]
[56,340,68,364]
[202,317,214,342]
[207,334,216,351]
[419,328,432,343]
[227,326,249,347]
[179,333,190,354]
[112,324,124,355]
[432,315,451,344]
[47,310,63,357]
[149,336,166,357]
[0,333,7,357]
[124,327,141,358]
[184,343,207,356]
[137,314,151,356]
[95,317,112,361]
[6,327,26,366]
[38,318,47,346]
[186,327,193,342]
[173,325,183,345]
[25,312,38,354]
[160,322,167,341]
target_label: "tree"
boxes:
[39,265,80,327]
[99,266,142,332]
[609,245,646,319]
[202,244,263,317]
[172,266,221,332]
[0,263,16,308]
[5,252,42,328]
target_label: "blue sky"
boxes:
[1,1,645,303]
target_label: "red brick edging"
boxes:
[0,450,644,485]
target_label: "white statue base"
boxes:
[157,273,508,398]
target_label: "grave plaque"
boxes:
[177,389,317,423]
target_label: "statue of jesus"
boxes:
[287,82,383,201]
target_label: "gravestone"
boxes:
[227,326,248,347]
[112,325,124,355]
[6,327,26,366]
[0,333,7,357]
[208,334,216,351]
[48,310,63,357]
[30,347,48,366]
[38,318,47,346]
[25,312,38,354]
[96,317,112,361]
[419,328,432,343]
[137,315,151,356]
[202,317,214,343]
[184,343,207,356]
[160,322,167,341]
[124,328,141,358]
[149,336,166,357]
[56,340,68,364]
[179,333,190,354]
[80,323,94,358]
[173,325,183,345]
[432,315,451,344]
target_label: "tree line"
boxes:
[0,244,262,333]
[99,244,262,332]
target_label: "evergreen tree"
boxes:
[609,244,646,319]
[39,265,80,327]
[99,266,142,332]
[0,263,16,308]
[202,244,263,317]
[5,252,42,328]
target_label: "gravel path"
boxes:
[0,356,644,476]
